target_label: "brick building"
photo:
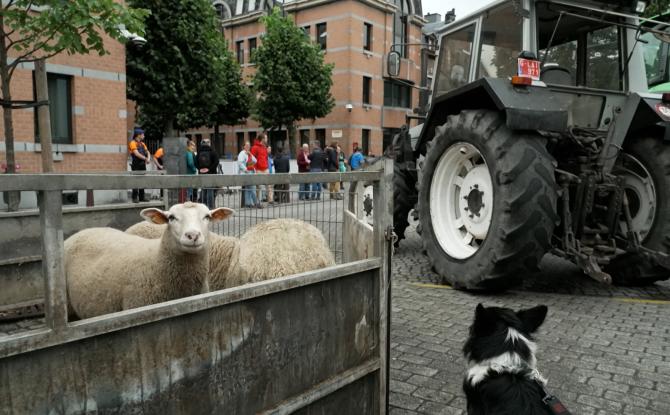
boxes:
[0,32,130,208]
[188,0,426,159]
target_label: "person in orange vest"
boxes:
[128,128,149,203]
[152,147,164,170]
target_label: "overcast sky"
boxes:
[421,0,491,20]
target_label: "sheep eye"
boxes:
[168,215,176,222]
[203,215,211,221]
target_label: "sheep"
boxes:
[125,218,335,290]
[233,219,335,287]
[125,221,241,290]
[65,202,234,319]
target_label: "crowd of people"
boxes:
[129,128,370,208]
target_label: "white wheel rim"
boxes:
[616,153,656,240]
[430,142,493,259]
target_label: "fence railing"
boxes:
[0,162,394,414]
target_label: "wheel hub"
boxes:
[458,166,491,239]
[430,142,493,259]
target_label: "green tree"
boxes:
[127,0,249,139]
[253,7,334,156]
[644,1,670,17]
[0,0,147,210]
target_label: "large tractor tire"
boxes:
[393,162,417,245]
[605,137,670,286]
[418,110,558,290]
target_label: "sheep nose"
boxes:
[185,231,201,242]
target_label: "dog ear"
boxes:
[517,305,548,333]
[472,303,495,335]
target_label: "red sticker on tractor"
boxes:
[518,58,540,81]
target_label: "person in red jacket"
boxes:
[251,133,273,203]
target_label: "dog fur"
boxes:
[462,303,553,415]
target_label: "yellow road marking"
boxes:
[409,284,669,304]
[615,298,670,305]
[411,283,452,290]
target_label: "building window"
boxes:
[300,129,311,146]
[237,132,245,153]
[383,79,412,108]
[213,1,230,20]
[249,131,257,143]
[248,37,257,63]
[236,40,244,64]
[315,128,326,149]
[393,0,410,57]
[364,22,373,51]
[34,73,72,144]
[316,22,327,51]
[362,76,371,104]
[302,25,311,38]
[383,128,400,153]
[362,129,370,155]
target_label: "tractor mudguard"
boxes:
[417,78,570,154]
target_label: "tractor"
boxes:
[389,0,670,289]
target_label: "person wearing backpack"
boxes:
[195,138,220,209]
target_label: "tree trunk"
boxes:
[35,58,54,173]
[0,14,20,211]
[288,124,298,159]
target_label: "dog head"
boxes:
[463,304,548,382]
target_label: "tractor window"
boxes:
[478,4,523,79]
[541,40,577,82]
[537,2,625,90]
[640,30,669,89]
[586,26,622,90]
[434,23,476,96]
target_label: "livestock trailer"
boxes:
[0,161,393,414]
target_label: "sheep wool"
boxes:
[66,203,233,319]
[125,218,335,290]
[236,219,336,285]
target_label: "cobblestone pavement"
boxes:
[390,223,670,415]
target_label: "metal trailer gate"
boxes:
[0,160,393,415]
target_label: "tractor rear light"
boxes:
[663,93,670,103]
[511,76,533,86]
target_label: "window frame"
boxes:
[316,22,327,51]
[383,79,412,108]
[362,76,372,105]
[364,22,373,51]
[236,40,244,64]
[248,37,257,63]
[33,72,73,145]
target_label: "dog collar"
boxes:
[534,378,572,415]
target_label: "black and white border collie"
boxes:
[462,303,568,415]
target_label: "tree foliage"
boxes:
[127,0,249,137]
[0,0,147,210]
[1,0,147,70]
[253,7,334,153]
[644,0,670,17]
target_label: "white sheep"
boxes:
[234,219,335,287]
[65,202,233,319]
[125,218,335,290]
[125,221,241,290]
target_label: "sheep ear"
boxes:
[210,207,234,222]
[141,208,169,225]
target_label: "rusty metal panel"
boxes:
[0,271,379,414]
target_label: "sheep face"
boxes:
[141,202,234,253]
